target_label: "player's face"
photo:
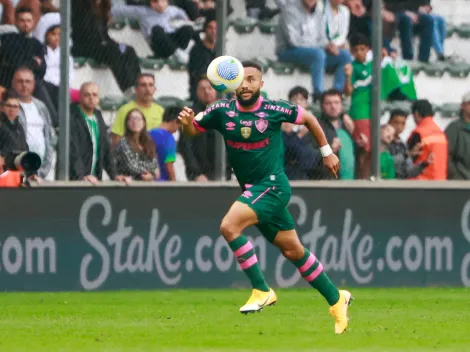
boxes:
[235,67,264,107]
[322,94,343,119]
[352,44,369,63]
[389,115,406,136]
[127,111,145,133]
[381,125,395,144]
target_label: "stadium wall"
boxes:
[1,182,470,291]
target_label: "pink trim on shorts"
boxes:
[298,253,317,274]
[193,120,206,132]
[304,263,324,282]
[236,96,264,112]
[240,254,258,269]
[294,105,304,125]
[251,187,271,204]
[234,241,253,257]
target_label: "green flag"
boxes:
[393,59,417,100]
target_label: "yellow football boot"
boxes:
[240,288,277,314]
[328,290,353,334]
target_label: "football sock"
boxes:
[228,236,270,292]
[292,247,340,306]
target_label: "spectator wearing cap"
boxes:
[445,92,470,180]
[188,16,216,102]
[408,99,447,180]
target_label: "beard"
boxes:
[236,89,261,107]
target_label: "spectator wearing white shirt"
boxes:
[12,66,54,179]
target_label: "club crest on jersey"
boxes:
[226,111,237,118]
[255,119,268,133]
[255,112,268,118]
[241,127,251,139]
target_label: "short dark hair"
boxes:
[15,6,33,17]
[349,33,370,48]
[197,74,210,85]
[203,15,216,31]
[288,86,309,101]
[320,88,343,105]
[1,89,19,102]
[14,65,34,78]
[389,109,408,122]
[135,73,155,87]
[162,106,182,123]
[241,60,262,73]
[411,99,434,117]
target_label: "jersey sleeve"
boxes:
[164,135,177,163]
[192,101,225,132]
[275,100,303,125]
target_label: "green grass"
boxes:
[0,288,469,351]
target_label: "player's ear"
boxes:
[260,80,264,89]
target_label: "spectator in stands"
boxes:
[445,92,470,180]
[149,106,182,181]
[111,0,196,63]
[0,6,58,126]
[195,0,232,19]
[72,0,141,95]
[114,109,160,181]
[388,109,430,179]
[276,0,351,101]
[0,89,28,155]
[408,99,447,180]
[319,88,355,179]
[245,0,280,20]
[188,15,216,102]
[385,0,433,63]
[111,73,165,147]
[172,0,200,20]
[417,1,446,61]
[12,67,53,179]
[380,124,396,179]
[69,82,130,183]
[179,76,231,181]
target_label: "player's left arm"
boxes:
[295,108,340,178]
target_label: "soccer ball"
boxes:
[206,56,245,93]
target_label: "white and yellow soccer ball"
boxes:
[206,56,245,93]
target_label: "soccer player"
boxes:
[178,61,353,334]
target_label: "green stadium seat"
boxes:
[439,103,460,117]
[231,17,258,34]
[307,104,321,116]
[73,57,88,69]
[87,58,108,69]
[166,57,187,70]
[457,23,470,39]
[387,100,412,113]
[248,58,271,73]
[109,18,127,30]
[156,96,184,108]
[446,23,456,38]
[128,18,140,31]
[140,58,166,70]
[408,61,425,75]
[100,95,127,111]
[257,20,277,34]
[181,99,193,108]
[447,62,470,78]
[422,62,448,77]
[271,61,295,75]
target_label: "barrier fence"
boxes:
[1,182,470,291]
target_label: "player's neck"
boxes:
[236,96,263,112]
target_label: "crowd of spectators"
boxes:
[0,0,467,187]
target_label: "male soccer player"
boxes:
[178,61,353,334]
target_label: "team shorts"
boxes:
[353,119,371,152]
[236,175,295,243]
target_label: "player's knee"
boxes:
[219,219,240,241]
[281,245,305,261]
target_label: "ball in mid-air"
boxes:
[206,56,245,93]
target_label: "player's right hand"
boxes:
[178,106,195,126]
[323,153,340,179]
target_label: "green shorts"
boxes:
[237,177,295,242]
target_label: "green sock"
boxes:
[228,236,270,292]
[292,247,340,306]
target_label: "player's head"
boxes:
[411,99,433,124]
[381,124,395,145]
[235,61,264,107]
[388,109,408,137]
[349,33,369,63]
[321,88,343,119]
[162,105,182,134]
[288,86,309,109]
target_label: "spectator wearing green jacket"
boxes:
[380,124,396,179]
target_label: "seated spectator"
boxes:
[0,6,58,126]
[69,82,130,183]
[111,0,196,63]
[408,100,447,180]
[12,67,54,179]
[385,0,433,63]
[111,73,165,147]
[380,124,396,179]
[287,86,309,136]
[188,15,216,102]
[245,0,280,20]
[114,109,160,181]
[195,0,232,20]
[445,92,470,180]
[72,0,141,95]
[418,1,446,61]
[388,109,430,179]
[0,89,28,155]
[149,106,181,181]
[172,0,200,20]
[276,0,351,101]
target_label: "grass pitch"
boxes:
[0,288,469,351]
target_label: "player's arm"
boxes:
[296,108,340,178]
[178,107,202,137]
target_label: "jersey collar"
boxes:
[235,96,264,113]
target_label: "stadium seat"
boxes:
[156,96,184,108]
[109,18,127,30]
[100,95,128,111]
[446,23,457,38]
[166,57,187,70]
[87,58,108,69]
[447,62,470,77]
[422,62,448,77]
[231,17,258,34]
[456,23,470,39]
[408,61,425,75]
[140,57,166,70]
[439,103,460,117]
[270,61,296,75]
[73,57,88,69]
[249,58,271,72]
[257,20,277,35]
[128,18,140,31]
